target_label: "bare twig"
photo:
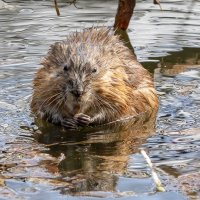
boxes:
[0,0,16,10]
[66,0,82,9]
[53,0,60,16]
[141,149,165,192]
[153,0,162,10]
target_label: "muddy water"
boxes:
[0,0,200,199]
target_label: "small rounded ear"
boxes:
[50,42,63,55]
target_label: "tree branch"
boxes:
[114,0,136,31]
[53,0,60,16]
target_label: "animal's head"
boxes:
[33,28,130,116]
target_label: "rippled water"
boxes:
[0,0,200,200]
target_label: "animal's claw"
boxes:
[61,118,78,130]
[74,113,91,126]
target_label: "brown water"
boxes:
[0,0,200,199]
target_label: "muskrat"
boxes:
[31,27,159,129]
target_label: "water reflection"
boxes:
[34,111,157,195]
[142,47,200,73]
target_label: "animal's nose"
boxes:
[71,90,83,98]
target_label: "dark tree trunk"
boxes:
[114,0,136,31]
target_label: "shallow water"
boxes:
[0,0,200,199]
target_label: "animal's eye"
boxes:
[63,64,69,71]
[91,68,97,73]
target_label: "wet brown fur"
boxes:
[31,27,159,127]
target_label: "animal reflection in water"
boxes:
[34,111,157,195]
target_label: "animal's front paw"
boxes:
[61,118,78,130]
[74,113,92,126]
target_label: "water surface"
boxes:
[0,0,200,199]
